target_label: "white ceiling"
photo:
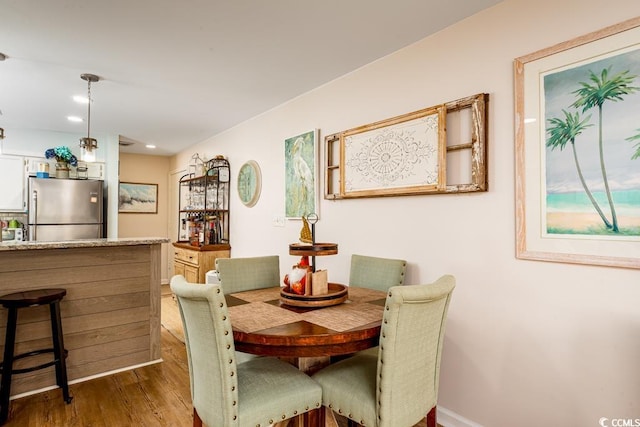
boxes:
[0,0,500,156]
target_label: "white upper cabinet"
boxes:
[71,162,106,180]
[25,157,106,180]
[0,156,26,212]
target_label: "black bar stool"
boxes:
[0,289,73,424]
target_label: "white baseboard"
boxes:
[10,358,163,401]
[438,406,484,427]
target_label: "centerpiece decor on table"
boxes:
[280,213,345,308]
[45,146,78,179]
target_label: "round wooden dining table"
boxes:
[226,285,388,427]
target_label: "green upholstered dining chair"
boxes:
[312,275,455,427]
[216,255,280,293]
[170,275,322,427]
[349,254,407,292]
[348,254,407,358]
[215,256,280,364]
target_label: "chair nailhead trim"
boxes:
[216,289,221,293]
[294,410,298,415]
[269,419,274,424]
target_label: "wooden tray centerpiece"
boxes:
[289,242,338,256]
[280,214,345,308]
[280,283,348,308]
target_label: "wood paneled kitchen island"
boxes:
[0,238,168,398]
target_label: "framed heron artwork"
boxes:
[285,129,319,219]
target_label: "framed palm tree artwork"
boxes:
[515,17,640,269]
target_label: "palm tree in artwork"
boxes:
[571,66,640,232]
[546,109,613,229]
[625,129,640,160]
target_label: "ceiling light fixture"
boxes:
[79,73,99,162]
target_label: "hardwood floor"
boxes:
[5,319,193,426]
[5,288,192,426]
[4,286,430,426]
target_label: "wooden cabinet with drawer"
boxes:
[172,242,230,284]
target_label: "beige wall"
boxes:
[119,153,170,283]
[170,0,640,425]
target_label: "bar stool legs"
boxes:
[0,289,73,425]
[49,299,72,405]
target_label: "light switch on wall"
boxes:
[272,215,285,227]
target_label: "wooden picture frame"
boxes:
[285,129,319,219]
[340,105,446,198]
[514,17,640,269]
[118,182,158,214]
[325,93,488,199]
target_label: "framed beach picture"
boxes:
[515,17,640,269]
[285,129,318,219]
[118,182,158,214]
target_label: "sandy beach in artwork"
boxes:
[547,212,640,232]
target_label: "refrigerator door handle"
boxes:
[31,190,38,240]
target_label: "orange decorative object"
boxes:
[284,265,308,294]
[291,281,305,295]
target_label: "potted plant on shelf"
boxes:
[45,146,78,179]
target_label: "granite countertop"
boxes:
[0,237,170,251]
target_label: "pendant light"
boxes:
[79,73,99,162]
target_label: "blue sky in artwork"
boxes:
[543,46,640,194]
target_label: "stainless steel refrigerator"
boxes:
[28,178,104,241]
